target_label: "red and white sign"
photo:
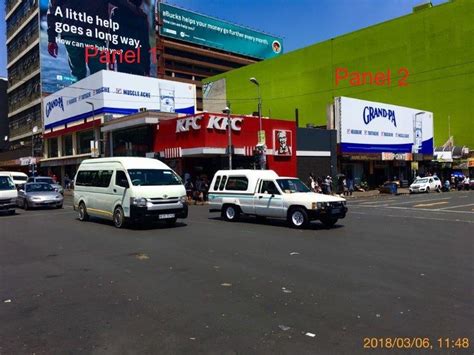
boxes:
[154,112,297,177]
[175,114,243,133]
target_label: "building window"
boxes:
[48,138,58,158]
[76,130,94,154]
[62,134,73,156]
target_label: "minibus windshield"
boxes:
[276,178,310,193]
[0,176,15,190]
[128,169,182,186]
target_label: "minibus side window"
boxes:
[97,170,113,188]
[219,176,227,191]
[115,171,129,188]
[213,176,221,190]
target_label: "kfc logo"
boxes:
[274,130,292,156]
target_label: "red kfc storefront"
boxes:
[154,113,296,179]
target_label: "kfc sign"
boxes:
[176,115,203,132]
[273,129,292,156]
[176,115,243,133]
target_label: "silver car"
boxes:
[26,176,64,195]
[18,183,64,209]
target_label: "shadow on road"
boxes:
[207,215,344,231]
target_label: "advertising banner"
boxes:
[39,0,157,94]
[273,130,292,156]
[43,70,196,130]
[159,3,283,60]
[336,97,433,154]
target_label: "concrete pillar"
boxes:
[72,132,77,156]
[109,131,114,157]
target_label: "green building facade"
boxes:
[204,0,474,148]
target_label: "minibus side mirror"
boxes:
[120,179,129,189]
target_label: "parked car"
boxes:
[74,157,188,228]
[17,183,64,209]
[208,169,347,228]
[409,176,442,193]
[27,176,64,194]
[0,171,28,188]
[0,174,18,215]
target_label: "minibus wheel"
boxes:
[113,206,126,228]
[78,202,89,221]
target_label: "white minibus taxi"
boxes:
[74,157,188,228]
[0,173,18,215]
[0,171,28,187]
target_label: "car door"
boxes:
[254,180,284,217]
[94,170,114,218]
[428,177,435,190]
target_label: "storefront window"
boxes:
[113,126,151,157]
[62,134,73,156]
[76,130,94,154]
[48,137,58,158]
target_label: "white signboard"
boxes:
[43,70,196,130]
[335,97,433,154]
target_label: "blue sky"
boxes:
[0,0,446,78]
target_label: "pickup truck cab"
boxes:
[209,170,347,228]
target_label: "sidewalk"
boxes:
[348,188,410,199]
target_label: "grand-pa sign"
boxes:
[335,97,433,154]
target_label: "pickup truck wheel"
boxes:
[288,207,308,229]
[222,204,239,222]
[321,217,338,228]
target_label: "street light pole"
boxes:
[250,77,266,169]
[223,107,232,170]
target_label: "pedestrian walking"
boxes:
[347,176,354,196]
[185,179,194,202]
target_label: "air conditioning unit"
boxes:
[139,107,147,112]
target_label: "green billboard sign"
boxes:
[159,3,283,60]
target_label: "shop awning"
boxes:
[101,111,177,133]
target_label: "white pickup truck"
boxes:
[208,170,347,228]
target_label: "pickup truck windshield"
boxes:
[128,169,182,186]
[276,178,310,193]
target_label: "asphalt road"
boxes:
[1,191,473,354]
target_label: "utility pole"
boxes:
[223,107,232,170]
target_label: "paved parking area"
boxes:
[0,192,472,353]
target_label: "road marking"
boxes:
[353,197,452,207]
[414,201,449,207]
[437,203,474,210]
[385,206,474,214]
[351,211,474,224]
[355,205,474,215]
